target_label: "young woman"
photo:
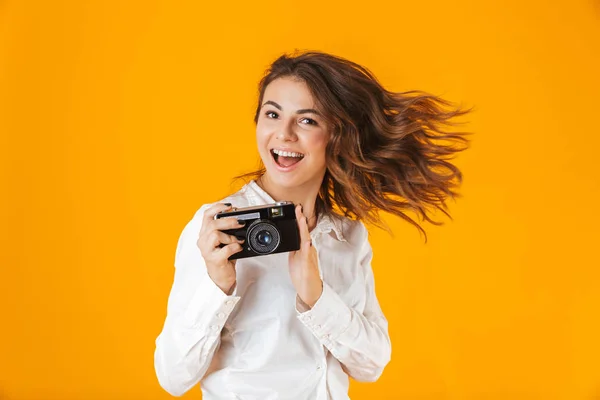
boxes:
[154,51,470,399]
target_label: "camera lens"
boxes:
[247,221,280,255]
[256,230,272,246]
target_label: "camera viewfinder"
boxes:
[270,207,283,218]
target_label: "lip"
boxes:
[269,148,304,173]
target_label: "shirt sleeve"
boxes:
[154,204,242,397]
[295,222,391,382]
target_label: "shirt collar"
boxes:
[245,180,346,242]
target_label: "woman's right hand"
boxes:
[197,203,246,294]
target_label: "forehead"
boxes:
[263,77,316,108]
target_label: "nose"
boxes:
[276,119,298,142]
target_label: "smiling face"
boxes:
[256,76,330,190]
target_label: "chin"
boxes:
[268,171,304,188]
[268,169,324,192]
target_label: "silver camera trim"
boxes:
[233,212,260,221]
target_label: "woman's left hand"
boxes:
[288,204,323,308]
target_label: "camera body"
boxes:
[214,201,300,260]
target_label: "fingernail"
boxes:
[224,203,232,206]
[237,219,246,225]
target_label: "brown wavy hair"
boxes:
[236,50,472,242]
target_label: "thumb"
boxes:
[305,238,313,250]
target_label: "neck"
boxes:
[256,174,322,232]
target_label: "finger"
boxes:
[218,242,244,260]
[295,204,311,249]
[197,230,244,254]
[198,232,218,255]
[213,231,245,248]
[211,217,247,232]
[202,203,234,228]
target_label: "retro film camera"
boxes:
[214,201,301,260]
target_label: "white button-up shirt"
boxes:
[154,180,391,399]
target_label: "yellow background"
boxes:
[1,1,599,399]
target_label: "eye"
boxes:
[300,117,318,126]
[265,111,278,119]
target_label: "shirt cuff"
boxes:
[183,274,241,333]
[295,281,352,347]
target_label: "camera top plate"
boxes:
[214,201,296,221]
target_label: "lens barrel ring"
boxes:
[246,219,281,254]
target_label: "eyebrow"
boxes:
[262,100,322,116]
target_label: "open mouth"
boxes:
[270,148,305,168]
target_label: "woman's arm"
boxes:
[154,206,241,396]
[296,222,391,382]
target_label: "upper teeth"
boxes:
[273,149,304,158]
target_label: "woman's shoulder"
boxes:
[190,183,254,219]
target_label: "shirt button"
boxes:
[217,312,225,319]
[317,365,322,370]
[211,325,219,331]
[305,315,312,321]
[316,324,322,330]
[226,300,234,306]
[322,333,330,339]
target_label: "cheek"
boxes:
[307,134,329,159]
[255,124,269,147]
